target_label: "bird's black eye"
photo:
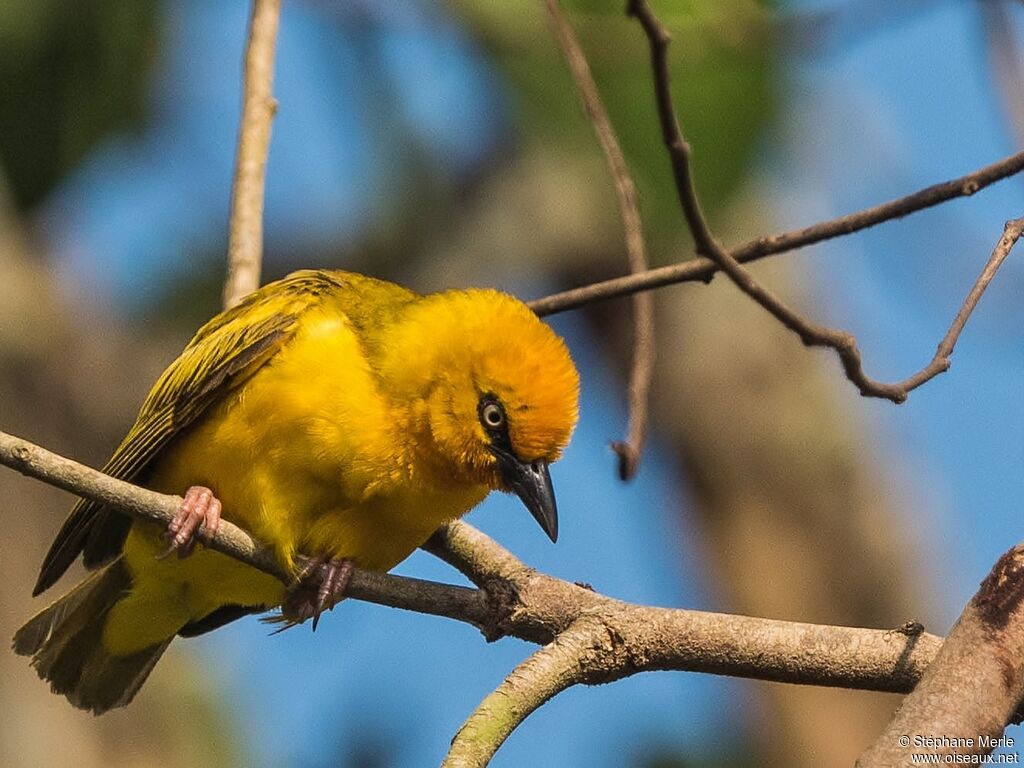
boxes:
[479,395,514,454]
[480,401,505,431]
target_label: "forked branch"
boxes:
[621,0,1022,403]
[527,147,1024,315]
[860,544,1024,764]
[0,428,945,701]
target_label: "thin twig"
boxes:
[527,148,1024,316]
[626,1,722,260]
[2,428,947,695]
[622,0,1022,404]
[860,544,1024,764]
[542,0,655,479]
[893,217,1024,392]
[223,0,282,310]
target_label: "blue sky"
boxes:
[780,0,1024,609]
[33,0,1024,764]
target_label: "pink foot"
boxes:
[265,556,354,632]
[157,485,222,559]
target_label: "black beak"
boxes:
[491,447,559,542]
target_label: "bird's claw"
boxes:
[156,485,222,560]
[264,556,354,632]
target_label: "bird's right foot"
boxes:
[157,485,222,560]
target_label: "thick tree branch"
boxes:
[859,544,1024,764]
[2,427,946,699]
[223,0,281,310]
[542,0,655,480]
[0,429,490,627]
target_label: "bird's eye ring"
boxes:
[481,401,505,430]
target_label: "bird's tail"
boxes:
[12,558,170,714]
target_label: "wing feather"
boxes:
[33,271,347,595]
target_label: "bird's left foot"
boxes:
[266,556,354,633]
[157,485,222,560]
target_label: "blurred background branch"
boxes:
[982,0,1024,152]
[542,0,654,480]
[223,0,281,309]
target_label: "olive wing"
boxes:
[33,271,346,596]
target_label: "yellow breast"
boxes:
[105,304,488,654]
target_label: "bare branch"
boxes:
[616,0,1022,404]
[860,544,1024,764]
[444,617,606,767]
[626,0,721,261]
[223,0,282,310]
[2,427,947,699]
[0,429,490,627]
[527,148,1024,316]
[542,0,655,479]
[894,217,1024,392]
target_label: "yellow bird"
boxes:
[14,270,579,714]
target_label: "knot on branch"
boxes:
[572,617,639,686]
[834,332,858,355]
[480,577,522,643]
[669,138,691,157]
[873,385,907,404]
[13,445,31,467]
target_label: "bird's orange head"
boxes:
[387,288,580,540]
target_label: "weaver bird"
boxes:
[15,270,579,714]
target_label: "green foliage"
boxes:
[450,0,779,258]
[0,0,159,209]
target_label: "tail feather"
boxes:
[13,558,170,714]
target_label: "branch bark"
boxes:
[859,544,1024,765]
[223,0,281,310]
[443,618,603,768]
[2,427,946,700]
